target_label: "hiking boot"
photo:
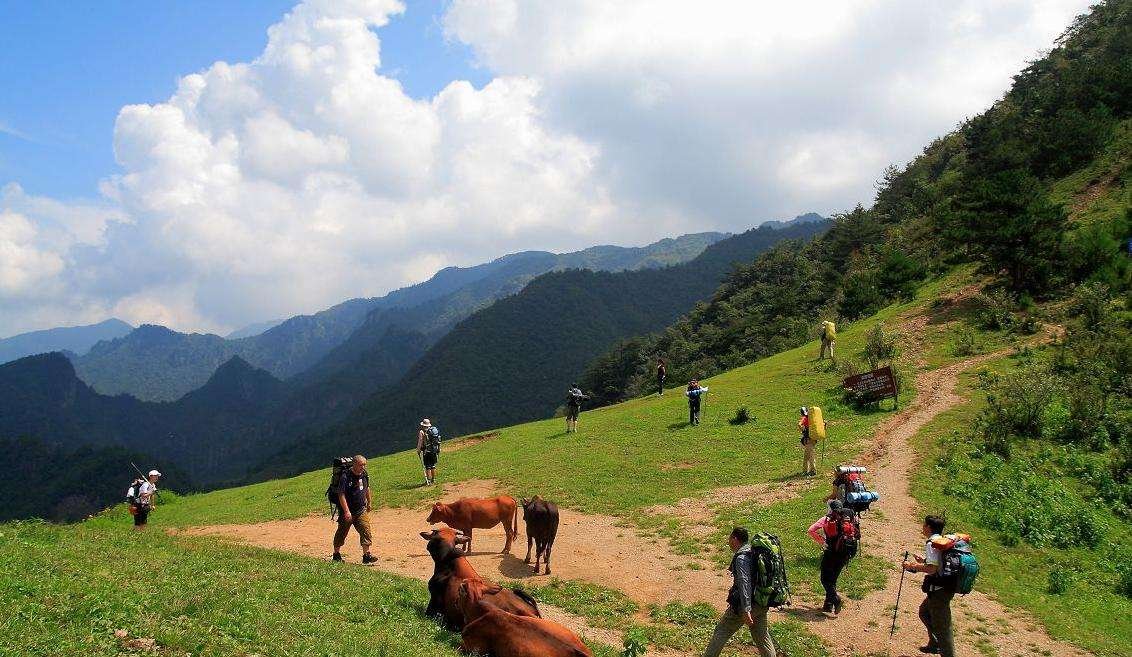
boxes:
[362,553,378,565]
[332,553,344,562]
[833,596,844,615]
[821,603,834,613]
[918,646,940,654]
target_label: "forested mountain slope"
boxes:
[257,219,828,477]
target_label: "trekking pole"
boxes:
[891,551,910,637]
[417,451,427,485]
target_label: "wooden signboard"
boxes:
[843,366,898,405]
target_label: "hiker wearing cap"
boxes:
[131,470,161,530]
[417,419,440,486]
[799,407,817,475]
[565,385,588,433]
[702,527,776,657]
[904,515,955,657]
[808,500,858,614]
[656,358,667,396]
[333,455,377,564]
[686,380,708,425]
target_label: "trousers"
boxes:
[702,607,776,657]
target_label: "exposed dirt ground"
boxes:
[187,327,1090,657]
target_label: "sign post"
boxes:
[843,366,899,408]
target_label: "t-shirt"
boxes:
[924,533,946,592]
[337,468,369,514]
[136,481,157,506]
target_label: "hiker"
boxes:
[656,358,667,395]
[128,470,160,530]
[807,500,858,614]
[417,419,440,485]
[903,515,954,657]
[799,407,816,475]
[819,321,836,360]
[332,454,377,564]
[565,385,588,433]
[702,527,776,657]
[686,380,708,425]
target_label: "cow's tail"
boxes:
[510,501,518,540]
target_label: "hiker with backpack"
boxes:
[125,469,161,530]
[807,500,858,614]
[686,380,708,425]
[656,358,667,395]
[702,527,782,657]
[799,407,816,476]
[417,418,441,485]
[565,385,588,433]
[331,455,377,564]
[819,321,836,361]
[902,514,976,657]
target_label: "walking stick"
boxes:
[130,461,162,504]
[417,451,428,485]
[891,551,910,637]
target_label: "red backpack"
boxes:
[823,511,860,559]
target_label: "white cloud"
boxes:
[0,0,1094,336]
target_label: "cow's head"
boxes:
[426,502,449,525]
[420,527,470,563]
[520,495,542,518]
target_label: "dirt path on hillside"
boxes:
[795,351,1092,657]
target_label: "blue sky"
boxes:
[0,0,1092,336]
[0,0,488,200]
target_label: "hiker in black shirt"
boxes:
[333,455,377,564]
[656,358,667,395]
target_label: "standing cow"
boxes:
[521,496,560,575]
[420,528,539,629]
[427,495,518,553]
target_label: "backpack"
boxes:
[823,511,860,559]
[835,465,880,513]
[748,533,791,608]
[424,425,442,455]
[125,478,144,505]
[326,457,355,508]
[934,534,980,595]
[567,389,586,406]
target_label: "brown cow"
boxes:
[419,528,539,630]
[521,496,560,575]
[427,495,518,553]
[458,583,593,657]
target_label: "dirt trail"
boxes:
[799,351,1092,657]
[187,478,721,656]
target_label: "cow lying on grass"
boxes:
[521,496,559,575]
[458,580,593,657]
[420,527,539,630]
[427,495,519,553]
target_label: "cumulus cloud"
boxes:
[0,0,1093,336]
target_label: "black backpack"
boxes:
[326,457,355,508]
[424,426,442,455]
[125,478,144,504]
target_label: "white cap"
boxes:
[148,469,162,477]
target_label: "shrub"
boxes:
[863,323,899,370]
[973,290,1017,331]
[1048,566,1074,595]
[953,326,979,356]
[1118,562,1132,599]
[729,407,751,425]
[622,629,648,657]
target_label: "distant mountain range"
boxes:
[0,318,132,365]
[225,319,284,339]
[0,218,823,492]
[68,232,728,401]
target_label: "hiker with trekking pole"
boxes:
[125,466,161,530]
[417,419,441,486]
[899,514,980,657]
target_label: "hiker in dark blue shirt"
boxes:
[333,455,377,565]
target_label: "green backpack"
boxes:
[939,536,980,595]
[749,533,791,608]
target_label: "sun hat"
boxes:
[148,469,162,477]
[420,418,432,427]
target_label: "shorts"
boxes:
[423,451,438,468]
[133,505,150,526]
[566,406,580,421]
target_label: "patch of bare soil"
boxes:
[186,478,722,656]
[445,432,501,453]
